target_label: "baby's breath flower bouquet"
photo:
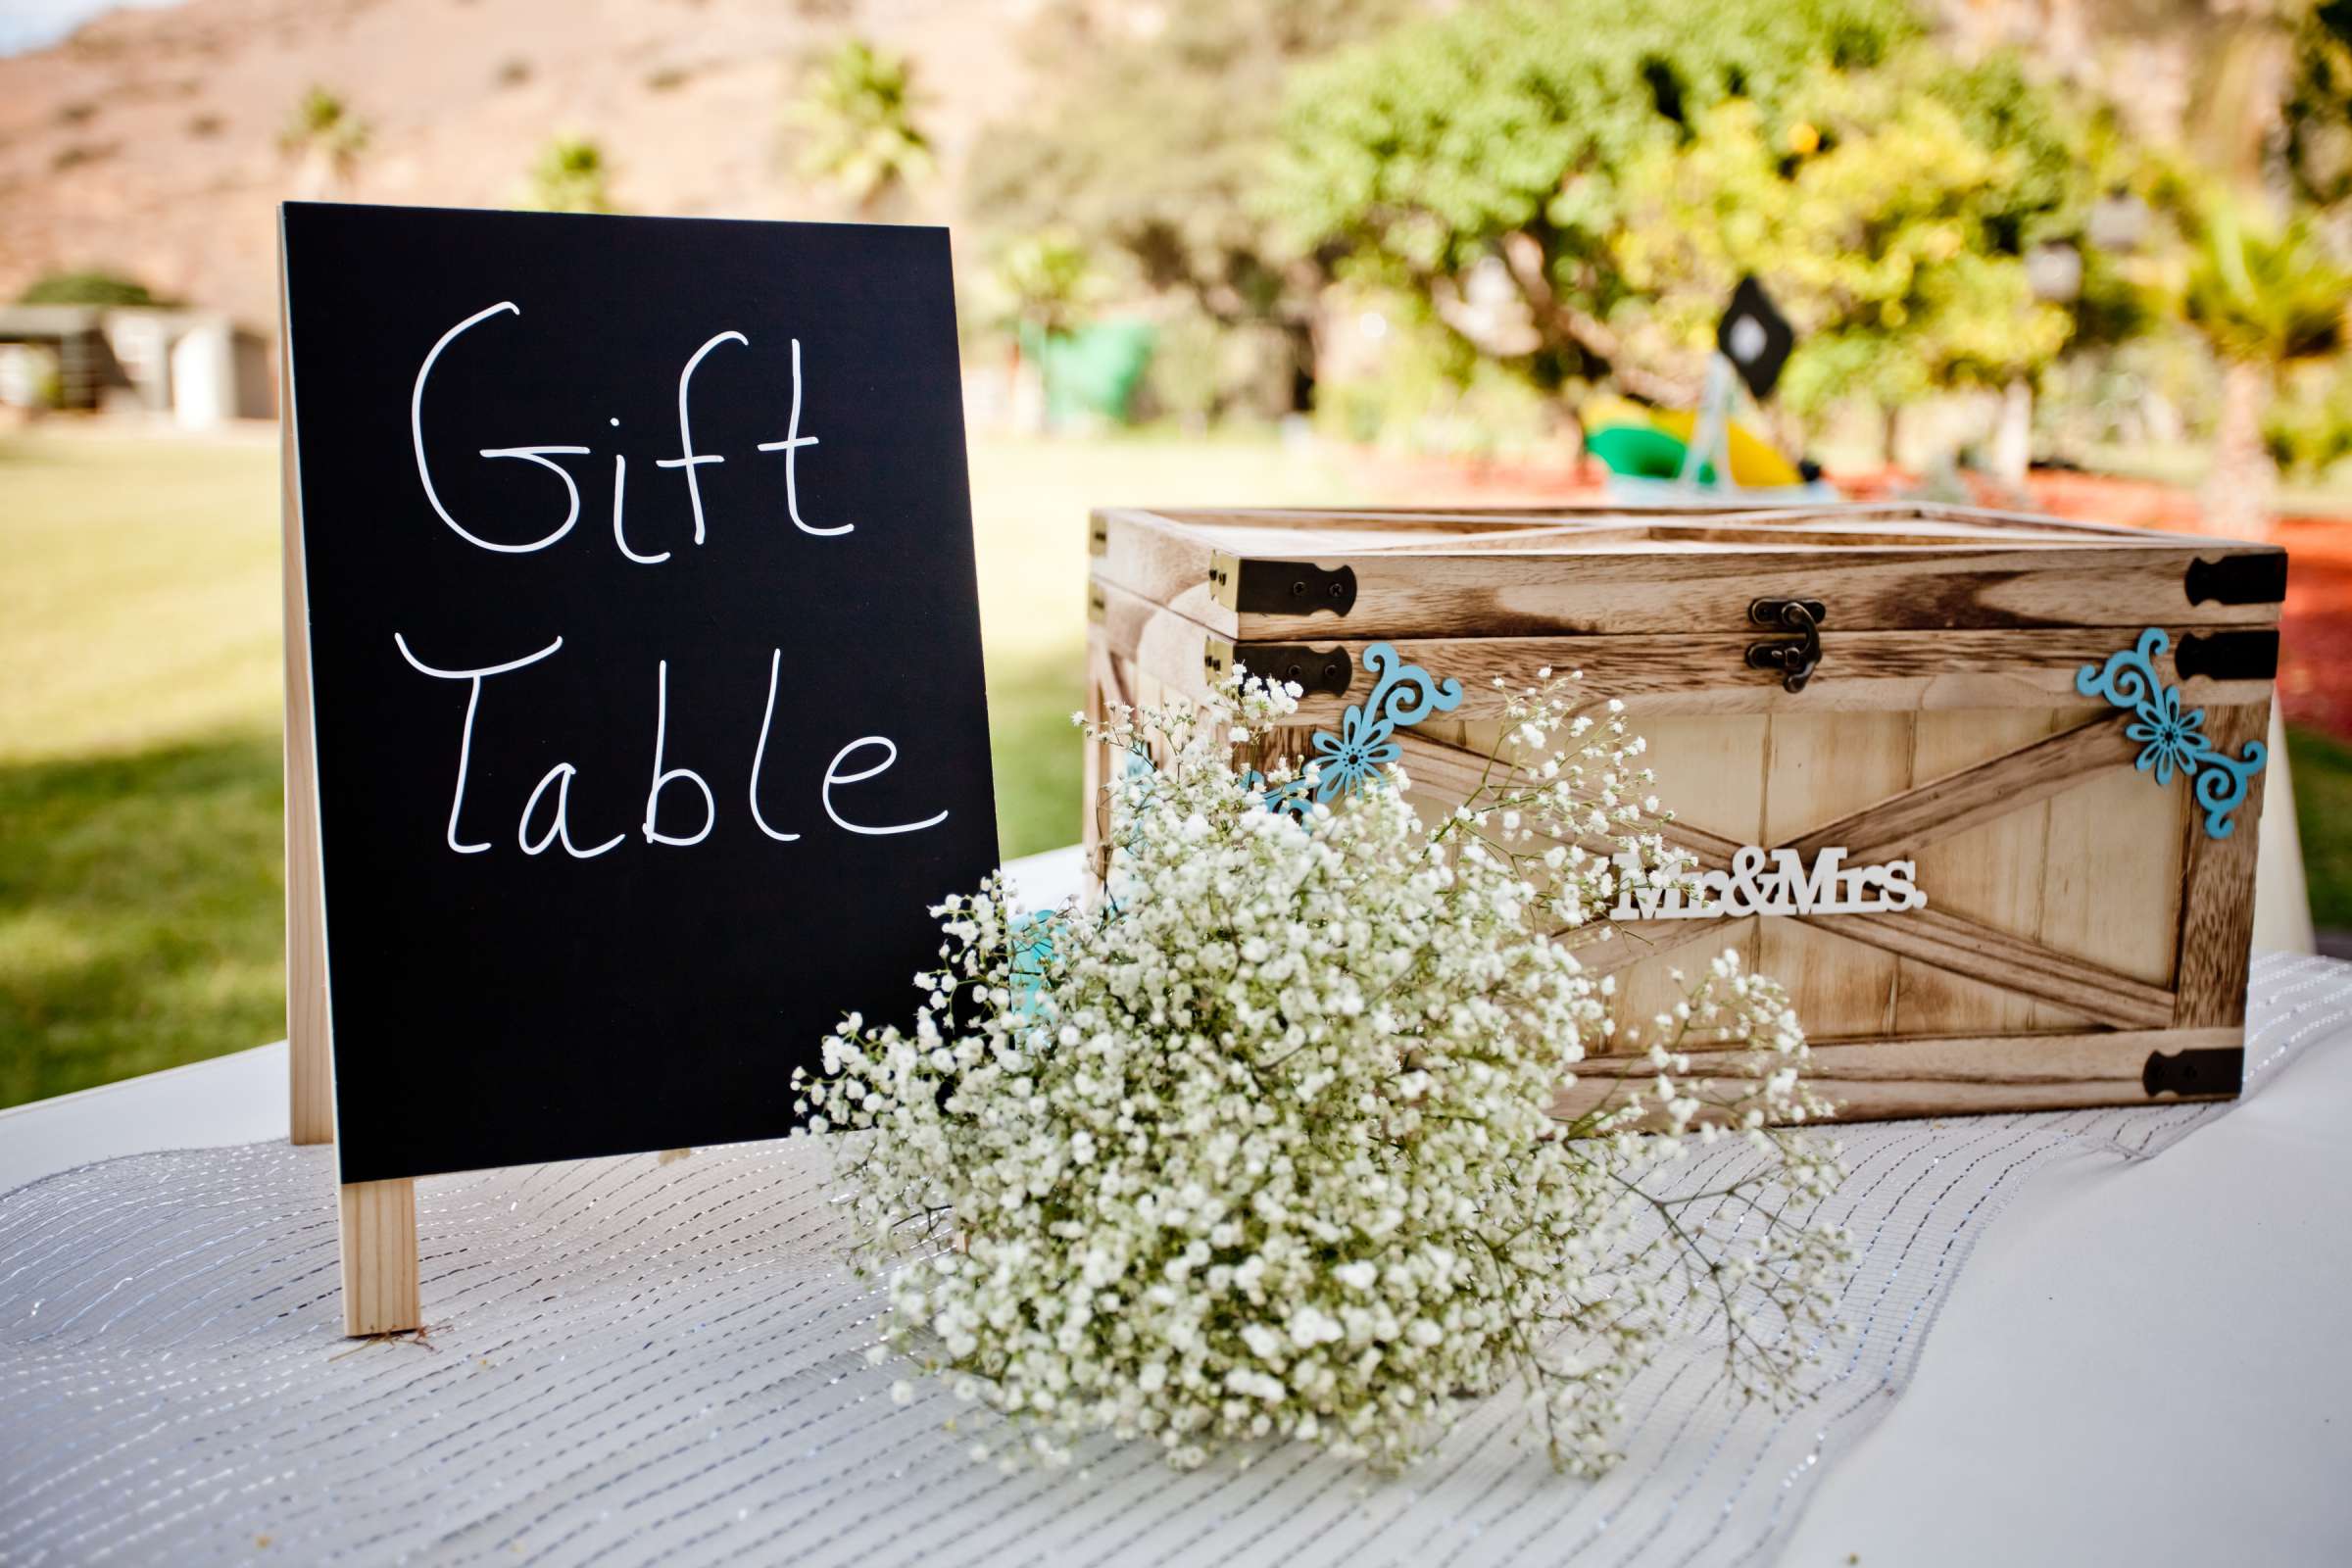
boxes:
[795,667,1850,1475]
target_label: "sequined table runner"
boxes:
[4,954,2347,1567]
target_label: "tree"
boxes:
[524,136,615,214]
[786,38,933,219]
[967,0,1412,408]
[279,86,368,199]
[2283,1,2352,216]
[1266,0,2099,433]
[2183,194,2351,537]
[1603,52,2088,466]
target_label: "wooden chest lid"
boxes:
[1089,503,2286,641]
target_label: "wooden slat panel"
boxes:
[1248,546,2271,640]
[1346,522,2150,552]
[1148,510,2230,552]
[1783,712,2133,864]
[1627,714,1770,856]
[1388,728,1745,868]
[1596,715,1766,1051]
[2037,753,2190,999]
[1895,710,2063,1035]
[1089,507,1627,627]
[1088,505,1241,632]
[1571,916,1744,977]
[1345,526,1658,553]
[1092,575,2274,720]
[1214,647,2217,1040]
[1803,906,2177,1030]
[1553,1026,2242,1123]
[1446,629,2266,718]
[1395,712,2169,1038]
[1092,508,2283,640]
[1756,711,1910,1037]
[2173,702,2273,1028]
[339,1178,420,1337]
[1296,721,1759,1043]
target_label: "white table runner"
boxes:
[5,953,2348,1567]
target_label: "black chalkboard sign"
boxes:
[281,202,998,1183]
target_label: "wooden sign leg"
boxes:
[281,244,421,1337]
[339,1179,421,1336]
[285,744,332,1145]
[280,283,334,1150]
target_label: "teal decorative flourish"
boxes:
[2075,627,2266,839]
[1252,641,1463,818]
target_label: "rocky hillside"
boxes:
[0,0,1042,329]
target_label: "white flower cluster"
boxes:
[795,670,1850,1475]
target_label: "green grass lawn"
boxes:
[0,425,1360,1105]
[2286,725,2352,931]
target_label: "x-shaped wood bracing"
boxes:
[1392,713,2177,1031]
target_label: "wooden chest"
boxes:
[1083,503,2286,1122]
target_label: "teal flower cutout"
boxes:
[2077,627,2267,839]
[1307,704,1400,798]
[2125,682,2207,786]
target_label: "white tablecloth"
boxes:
[3,851,2347,1566]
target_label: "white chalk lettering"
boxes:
[393,632,564,855]
[610,451,668,565]
[392,307,932,858]
[653,329,746,547]
[756,338,853,537]
[412,302,588,555]
[747,649,802,843]
[641,659,715,847]
[821,736,948,837]
[518,763,624,859]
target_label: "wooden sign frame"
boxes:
[280,264,420,1337]
[276,205,998,1338]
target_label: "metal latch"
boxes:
[1745,599,1826,693]
[1207,553,1357,617]
[1202,638,1353,697]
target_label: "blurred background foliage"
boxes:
[521,135,616,214]
[788,37,934,220]
[18,0,2349,476]
[943,0,2352,503]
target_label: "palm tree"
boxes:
[786,38,933,219]
[524,136,615,214]
[280,86,368,199]
[2183,195,2350,538]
